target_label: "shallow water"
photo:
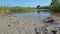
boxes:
[10,10,60,18]
[10,10,52,18]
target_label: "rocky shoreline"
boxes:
[0,16,60,34]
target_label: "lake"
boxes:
[10,10,60,18]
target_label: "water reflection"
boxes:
[37,9,40,13]
[15,10,60,18]
[37,10,51,18]
[10,10,51,18]
[37,9,49,13]
[37,10,60,17]
[50,11,60,17]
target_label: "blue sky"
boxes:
[0,0,52,7]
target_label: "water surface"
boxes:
[10,10,51,18]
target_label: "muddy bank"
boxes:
[0,16,60,34]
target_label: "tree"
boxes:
[36,5,40,9]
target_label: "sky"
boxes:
[0,0,52,7]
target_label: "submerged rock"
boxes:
[44,16,60,25]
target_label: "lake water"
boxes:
[10,10,52,18]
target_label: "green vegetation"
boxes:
[0,5,10,15]
[48,0,60,10]
[36,0,60,11]
[10,6,36,13]
[49,3,60,10]
[0,6,36,15]
[0,0,60,16]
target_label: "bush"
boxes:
[50,3,60,10]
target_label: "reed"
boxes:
[0,5,36,15]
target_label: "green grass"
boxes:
[0,6,36,15]
[10,7,36,13]
[49,3,60,10]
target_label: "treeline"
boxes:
[36,3,60,11]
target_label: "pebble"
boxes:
[0,16,60,34]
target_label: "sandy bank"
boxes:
[0,16,60,34]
